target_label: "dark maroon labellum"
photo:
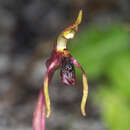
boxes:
[60,57,76,85]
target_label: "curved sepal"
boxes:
[44,58,59,118]
[71,57,88,116]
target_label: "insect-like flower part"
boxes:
[33,10,88,130]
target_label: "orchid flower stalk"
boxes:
[33,10,88,130]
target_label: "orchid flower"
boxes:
[33,10,88,130]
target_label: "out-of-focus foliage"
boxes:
[68,24,130,130]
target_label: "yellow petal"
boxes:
[81,73,88,116]
[43,76,51,118]
[75,10,82,25]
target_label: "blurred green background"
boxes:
[69,24,130,130]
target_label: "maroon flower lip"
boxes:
[33,9,88,130]
[60,57,76,85]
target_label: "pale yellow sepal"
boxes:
[75,10,82,25]
[81,73,88,116]
[57,10,83,51]
[43,77,51,118]
[63,9,82,39]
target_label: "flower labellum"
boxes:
[33,9,88,130]
[60,57,76,85]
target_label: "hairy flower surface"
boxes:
[33,10,88,130]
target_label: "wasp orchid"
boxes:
[33,10,88,130]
